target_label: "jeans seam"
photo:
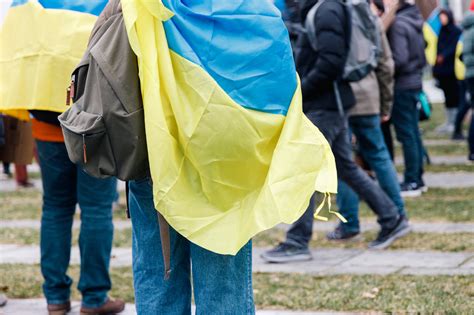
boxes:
[246,242,254,314]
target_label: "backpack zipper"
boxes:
[82,134,88,164]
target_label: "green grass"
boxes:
[1,264,473,313]
[0,190,43,220]
[254,273,474,313]
[359,188,474,223]
[0,190,128,221]
[2,188,473,223]
[3,223,472,252]
[253,229,474,252]
[396,163,474,173]
[394,143,469,157]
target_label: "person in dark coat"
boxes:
[433,9,463,135]
[261,0,408,263]
[387,0,427,197]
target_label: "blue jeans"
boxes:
[37,141,117,308]
[337,115,406,233]
[391,90,424,184]
[129,178,255,315]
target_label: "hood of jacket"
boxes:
[463,12,474,30]
[299,0,319,24]
[396,4,424,34]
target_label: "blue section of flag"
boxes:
[162,0,296,115]
[427,8,441,35]
[38,0,107,16]
[11,0,28,7]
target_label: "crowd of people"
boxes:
[0,0,473,314]
[260,0,474,264]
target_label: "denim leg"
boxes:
[191,242,255,315]
[331,120,399,229]
[336,180,360,233]
[129,178,192,315]
[285,194,318,248]
[37,141,77,305]
[285,110,341,248]
[76,169,116,308]
[392,90,422,184]
[350,116,406,216]
[454,81,470,134]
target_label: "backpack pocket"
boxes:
[59,107,116,178]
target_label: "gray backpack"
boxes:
[58,6,148,181]
[305,0,382,82]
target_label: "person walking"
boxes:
[387,0,427,197]
[31,109,124,315]
[261,0,409,263]
[433,9,463,136]
[462,2,474,161]
[328,14,409,241]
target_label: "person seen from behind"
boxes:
[387,0,427,197]
[30,108,124,315]
[329,2,409,242]
[261,0,409,264]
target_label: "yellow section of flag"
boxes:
[122,0,337,255]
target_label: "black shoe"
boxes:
[368,216,412,250]
[326,225,360,241]
[452,132,465,141]
[400,182,422,198]
[260,242,312,263]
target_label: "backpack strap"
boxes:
[158,213,172,280]
[126,180,171,280]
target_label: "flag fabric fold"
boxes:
[122,0,337,255]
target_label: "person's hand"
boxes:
[384,0,400,13]
[436,55,444,65]
[381,115,391,123]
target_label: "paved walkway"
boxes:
[2,220,473,234]
[1,244,472,276]
[1,299,355,315]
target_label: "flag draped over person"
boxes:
[121,0,338,255]
[424,8,465,80]
[0,0,107,119]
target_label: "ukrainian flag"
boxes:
[122,0,337,254]
[0,0,108,118]
[424,8,465,80]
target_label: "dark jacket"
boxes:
[296,0,355,113]
[433,9,462,78]
[463,12,474,79]
[387,3,426,91]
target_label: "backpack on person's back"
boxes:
[305,0,382,82]
[58,0,148,182]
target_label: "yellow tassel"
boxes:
[313,192,347,223]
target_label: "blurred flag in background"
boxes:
[0,0,107,119]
